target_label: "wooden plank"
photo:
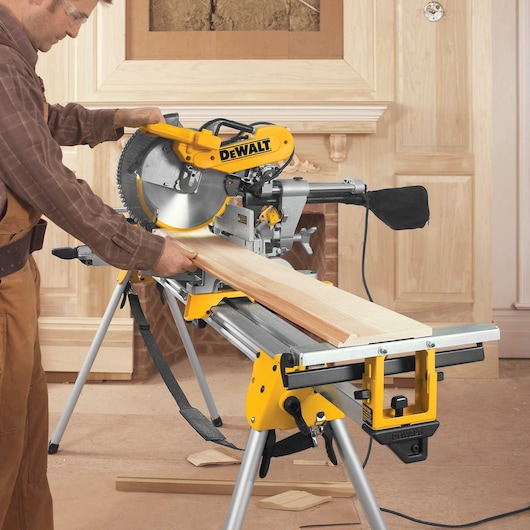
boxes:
[187,448,242,467]
[44,372,131,384]
[258,490,332,511]
[293,459,334,467]
[162,229,432,347]
[115,477,354,497]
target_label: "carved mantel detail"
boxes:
[329,134,347,163]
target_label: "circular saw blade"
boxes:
[117,120,229,231]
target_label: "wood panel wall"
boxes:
[35,0,496,379]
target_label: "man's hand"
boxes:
[150,239,198,277]
[114,107,165,129]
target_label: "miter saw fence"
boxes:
[117,113,430,259]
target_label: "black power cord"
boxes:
[380,504,530,528]
[361,196,374,303]
[359,204,530,528]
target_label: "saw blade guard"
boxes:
[117,114,230,231]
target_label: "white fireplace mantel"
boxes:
[152,104,389,134]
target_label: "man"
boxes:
[0,1,197,528]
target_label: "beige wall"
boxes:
[492,0,530,357]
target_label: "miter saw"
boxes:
[117,113,430,263]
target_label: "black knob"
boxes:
[354,389,371,400]
[390,395,408,417]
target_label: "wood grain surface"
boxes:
[162,229,432,347]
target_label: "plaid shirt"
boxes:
[0,8,164,271]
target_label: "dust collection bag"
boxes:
[366,185,430,230]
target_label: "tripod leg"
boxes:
[223,428,268,530]
[48,272,132,454]
[163,287,222,426]
[331,419,388,529]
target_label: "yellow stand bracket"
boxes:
[361,348,440,463]
[183,291,253,321]
[246,351,344,432]
[361,349,437,430]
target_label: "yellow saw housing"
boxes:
[141,122,294,174]
[118,116,295,232]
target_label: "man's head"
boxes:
[1,0,112,52]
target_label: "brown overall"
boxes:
[0,189,53,529]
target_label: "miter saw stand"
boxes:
[214,315,499,529]
[47,242,500,529]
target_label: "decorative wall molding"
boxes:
[514,0,530,310]
[62,1,390,134]
[279,154,321,174]
[136,104,389,135]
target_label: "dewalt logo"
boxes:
[220,138,272,162]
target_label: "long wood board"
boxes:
[162,229,432,347]
[115,477,354,497]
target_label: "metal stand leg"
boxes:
[222,421,387,530]
[162,287,222,426]
[223,428,269,530]
[48,271,132,454]
[331,418,388,529]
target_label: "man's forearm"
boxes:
[113,107,165,129]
